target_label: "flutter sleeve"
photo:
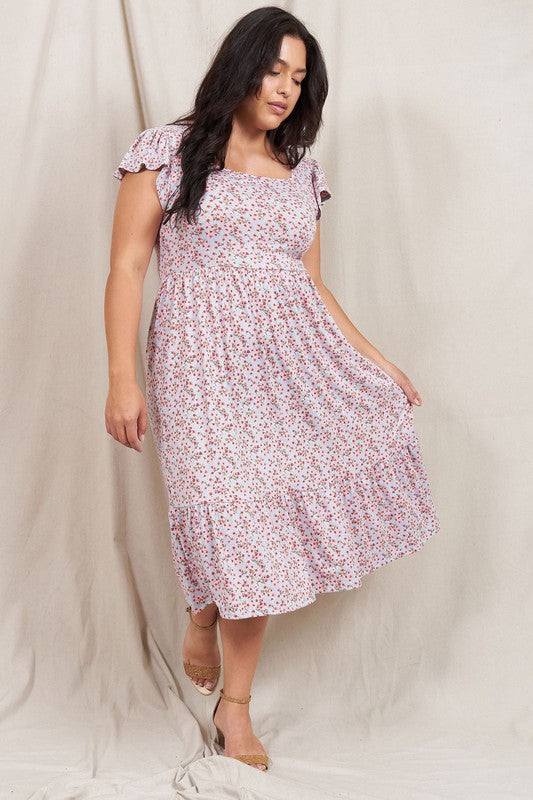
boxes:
[310,158,332,220]
[112,126,180,211]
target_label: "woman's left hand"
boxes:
[381,361,422,405]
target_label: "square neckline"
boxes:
[171,122,301,182]
[221,165,294,182]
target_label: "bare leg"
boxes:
[182,602,220,691]
[215,613,269,771]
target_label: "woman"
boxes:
[106,6,439,773]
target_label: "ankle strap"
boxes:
[186,605,218,629]
[220,688,251,704]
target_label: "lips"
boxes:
[268,102,287,112]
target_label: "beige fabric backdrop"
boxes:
[1,1,532,797]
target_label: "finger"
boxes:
[408,385,422,405]
[126,420,143,452]
[117,424,132,448]
[105,411,115,437]
[138,409,147,443]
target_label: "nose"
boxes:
[277,75,292,96]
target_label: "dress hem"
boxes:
[167,433,440,619]
[181,518,439,620]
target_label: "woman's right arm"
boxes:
[104,168,164,452]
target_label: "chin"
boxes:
[262,116,282,129]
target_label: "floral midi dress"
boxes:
[112,122,440,619]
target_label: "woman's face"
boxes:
[241,35,307,130]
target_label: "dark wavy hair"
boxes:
[161,5,329,227]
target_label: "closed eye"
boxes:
[269,71,302,86]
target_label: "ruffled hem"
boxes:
[310,158,332,219]
[167,435,440,619]
[112,126,184,210]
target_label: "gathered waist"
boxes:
[156,255,307,294]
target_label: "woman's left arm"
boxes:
[302,221,422,406]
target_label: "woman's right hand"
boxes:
[105,378,147,452]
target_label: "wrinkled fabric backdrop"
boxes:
[1,1,532,798]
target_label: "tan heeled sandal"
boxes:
[182,605,221,696]
[212,688,269,770]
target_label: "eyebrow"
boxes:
[275,57,307,75]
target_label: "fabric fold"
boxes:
[310,157,332,219]
[167,435,437,619]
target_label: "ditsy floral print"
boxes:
[113,123,440,619]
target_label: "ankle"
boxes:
[187,623,217,639]
[217,688,253,713]
[215,698,252,727]
[187,604,218,628]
